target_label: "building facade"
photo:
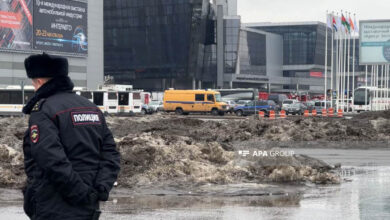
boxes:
[104,0,212,90]
[244,22,333,93]
[0,0,103,89]
[104,0,363,95]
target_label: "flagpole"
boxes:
[343,25,347,112]
[385,65,387,110]
[324,11,328,105]
[330,12,335,108]
[385,65,388,110]
[337,11,344,109]
[382,65,384,110]
[371,65,376,111]
[346,13,351,113]
[377,65,379,111]
[380,65,382,110]
[365,65,368,111]
[336,23,340,110]
[381,65,387,110]
[378,65,380,110]
[382,65,385,110]
[384,65,386,110]
[375,65,378,111]
[386,65,390,110]
[370,65,375,111]
[386,65,388,110]
[387,65,389,110]
[376,65,382,111]
[352,13,356,112]
[385,65,389,110]
[337,12,342,111]
[335,13,340,110]
[387,65,389,109]
[340,11,345,111]
[340,32,343,111]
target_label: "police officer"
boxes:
[22,53,120,220]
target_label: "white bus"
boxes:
[78,90,139,115]
[216,88,259,101]
[353,87,390,112]
[0,88,35,115]
[76,90,107,113]
[0,87,150,116]
[118,92,134,114]
[105,91,119,114]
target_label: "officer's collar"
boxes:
[23,76,74,114]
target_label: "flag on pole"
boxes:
[327,14,332,29]
[337,15,344,34]
[333,16,338,32]
[341,14,350,33]
[354,16,359,33]
[349,16,355,32]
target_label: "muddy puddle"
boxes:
[1,165,389,220]
[1,149,390,220]
[100,149,390,220]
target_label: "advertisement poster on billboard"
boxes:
[360,20,390,64]
[0,0,33,50]
[33,0,88,54]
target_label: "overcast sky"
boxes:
[238,0,389,24]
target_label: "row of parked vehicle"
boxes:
[138,89,337,117]
[140,91,333,117]
[221,99,332,117]
[223,100,278,116]
[0,85,374,116]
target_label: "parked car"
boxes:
[234,100,279,117]
[236,100,252,106]
[149,100,164,112]
[141,101,164,114]
[286,102,307,115]
[281,99,300,110]
[141,104,153,114]
[223,100,238,113]
[267,100,280,112]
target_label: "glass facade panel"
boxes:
[202,44,217,82]
[224,18,240,73]
[239,30,267,75]
[104,0,208,83]
[252,24,331,66]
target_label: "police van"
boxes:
[163,89,227,115]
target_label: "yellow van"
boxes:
[163,90,227,115]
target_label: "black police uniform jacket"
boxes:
[22,76,120,220]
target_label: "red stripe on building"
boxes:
[310,72,323,78]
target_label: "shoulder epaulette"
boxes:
[31,99,46,112]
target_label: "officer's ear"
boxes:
[32,77,52,91]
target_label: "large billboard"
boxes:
[0,0,87,55]
[360,20,390,65]
[33,0,88,54]
[0,0,33,50]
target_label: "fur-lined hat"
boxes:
[24,53,68,78]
